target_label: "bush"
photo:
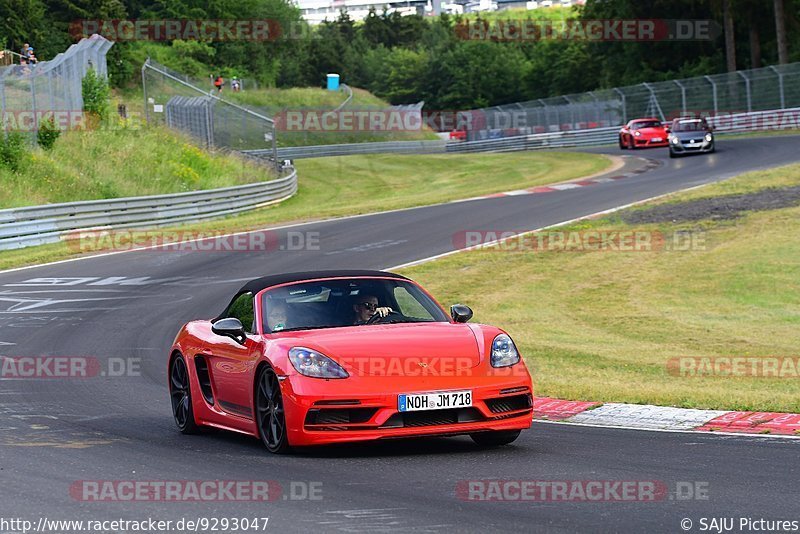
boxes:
[82,68,111,124]
[0,131,27,171]
[37,118,60,150]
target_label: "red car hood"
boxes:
[634,127,666,137]
[279,322,482,376]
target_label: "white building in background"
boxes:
[293,0,582,24]
[296,0,426,24]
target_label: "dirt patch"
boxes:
[621,185,800,224]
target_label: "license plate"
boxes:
[651,137,662,142]
[398,390,472,412]
[686,142,701,147]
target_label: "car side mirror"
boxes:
[450,304,473,323]
[212,317,246,344]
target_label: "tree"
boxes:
[722,0,737,72]
[774,0,789,64]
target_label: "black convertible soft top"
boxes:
[237,270,408,296]
[216,270,408,321]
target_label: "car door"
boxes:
[204,292,261,419]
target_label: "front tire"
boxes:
[470,429,521,447]
[618,135,626,149]
[256,366,291,454]
[170,354,201,434]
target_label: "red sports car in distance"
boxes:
[618,118,669,149]
[449,129,467,141]
[169,270,533,453]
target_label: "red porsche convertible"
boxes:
[618,118,669,149]
[168,270,533,453]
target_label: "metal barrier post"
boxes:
[613,88,626,124]
[738,71,752,112]
[142,58,150,123]
[674,80,687,116]
[769,66,786,109]
[704,76,718,114]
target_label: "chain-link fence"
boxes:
[463,62,800,141]
[0,35,113,132]
[142,59,278,164]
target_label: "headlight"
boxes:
[634,131,641,137]
[288,347,348,378]
[704,133,713,142]
[491,334,520,368]
[670,136,680,145]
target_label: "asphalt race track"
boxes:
[2,136,799,533]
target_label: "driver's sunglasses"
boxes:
[358,302,378,311]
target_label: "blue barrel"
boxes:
[327,73,340,91]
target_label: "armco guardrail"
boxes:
[0,168,297,251]
[247,107,800,160]
[245,140,448,160]
[446,127,619,153]
[244,128,618,160]
[706,107,800,134]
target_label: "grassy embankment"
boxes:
[403,163,800,413]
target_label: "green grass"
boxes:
[228,86,389,110]
[0,151,610,270]
[229,86,349,109]
[0,125,274,209]
[230,85,439,146]
[117,83,439,148]
[401,163,800,413]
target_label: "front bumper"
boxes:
[634,137,668,148]
[281,372,534,446]
[670,138,714,153]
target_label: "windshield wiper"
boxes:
[274,325,340,333]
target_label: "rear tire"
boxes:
[470,430,521,447]
[169,354,201,434]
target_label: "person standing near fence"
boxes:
[20,43,31,64]
[214,75,224,93]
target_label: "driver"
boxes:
[266,301,289,332]
[352,294,393,325]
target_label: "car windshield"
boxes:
[631,120,662,129]
[261,278,449,333]
[672,120,707,132]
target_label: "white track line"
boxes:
[388,182,713,270]
[533,419,800,440]
[0,155,643,276]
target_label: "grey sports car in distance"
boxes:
[668,117,715,158]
